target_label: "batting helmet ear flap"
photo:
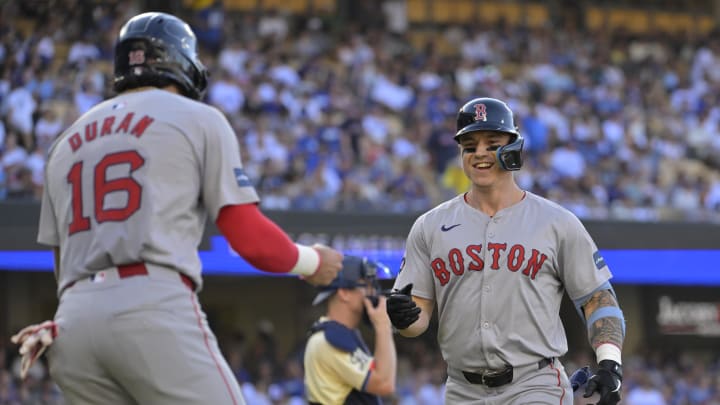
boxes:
[496,131,523,171]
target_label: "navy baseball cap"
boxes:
[312,256,390,306]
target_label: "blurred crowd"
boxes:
[1,0,720,222]
[2,321,720,405]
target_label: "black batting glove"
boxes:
[386,283,421,330]
[584,360,623,405]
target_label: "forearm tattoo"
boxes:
[583,289,624,350]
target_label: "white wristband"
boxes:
[596,343,622,365]
[289,244,320,276]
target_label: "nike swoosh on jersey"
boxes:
[441,224,461,232]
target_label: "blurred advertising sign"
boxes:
[656,295,720,337]
[640,287,720,348]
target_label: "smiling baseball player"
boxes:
[386,97,625,404]
[11,12,343,405]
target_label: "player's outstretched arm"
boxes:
[301,244,344,286]
[215,204,342,285]
[581,288,624,405]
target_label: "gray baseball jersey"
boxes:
[38,88,259,294]
[394,192,612,371]
[37,88,258,405]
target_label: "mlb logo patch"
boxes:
[233,168,252,187]
[90,271,106,283]
[593,251,606,270]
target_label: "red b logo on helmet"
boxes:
[474,103,487,122]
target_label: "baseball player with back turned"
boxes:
[386,97,625,404]
[10,12,344,405]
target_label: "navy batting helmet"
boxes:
[455,97,524,171]
[113,12,208,100]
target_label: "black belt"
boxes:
[462,357,553,387]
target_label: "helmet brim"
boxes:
[454,122,519,142]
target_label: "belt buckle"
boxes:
[483,366,511,387]
[481,370,498,386]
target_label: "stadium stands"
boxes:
[1,1,719,222]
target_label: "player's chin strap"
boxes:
[11,320,59,379]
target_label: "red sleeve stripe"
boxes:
[215,204,298,273]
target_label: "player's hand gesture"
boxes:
[11,320,58,379]
[386,283,421,330]
[364,296,391,330]
[303,244,343,286]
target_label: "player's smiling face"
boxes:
[458,131,512,187]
